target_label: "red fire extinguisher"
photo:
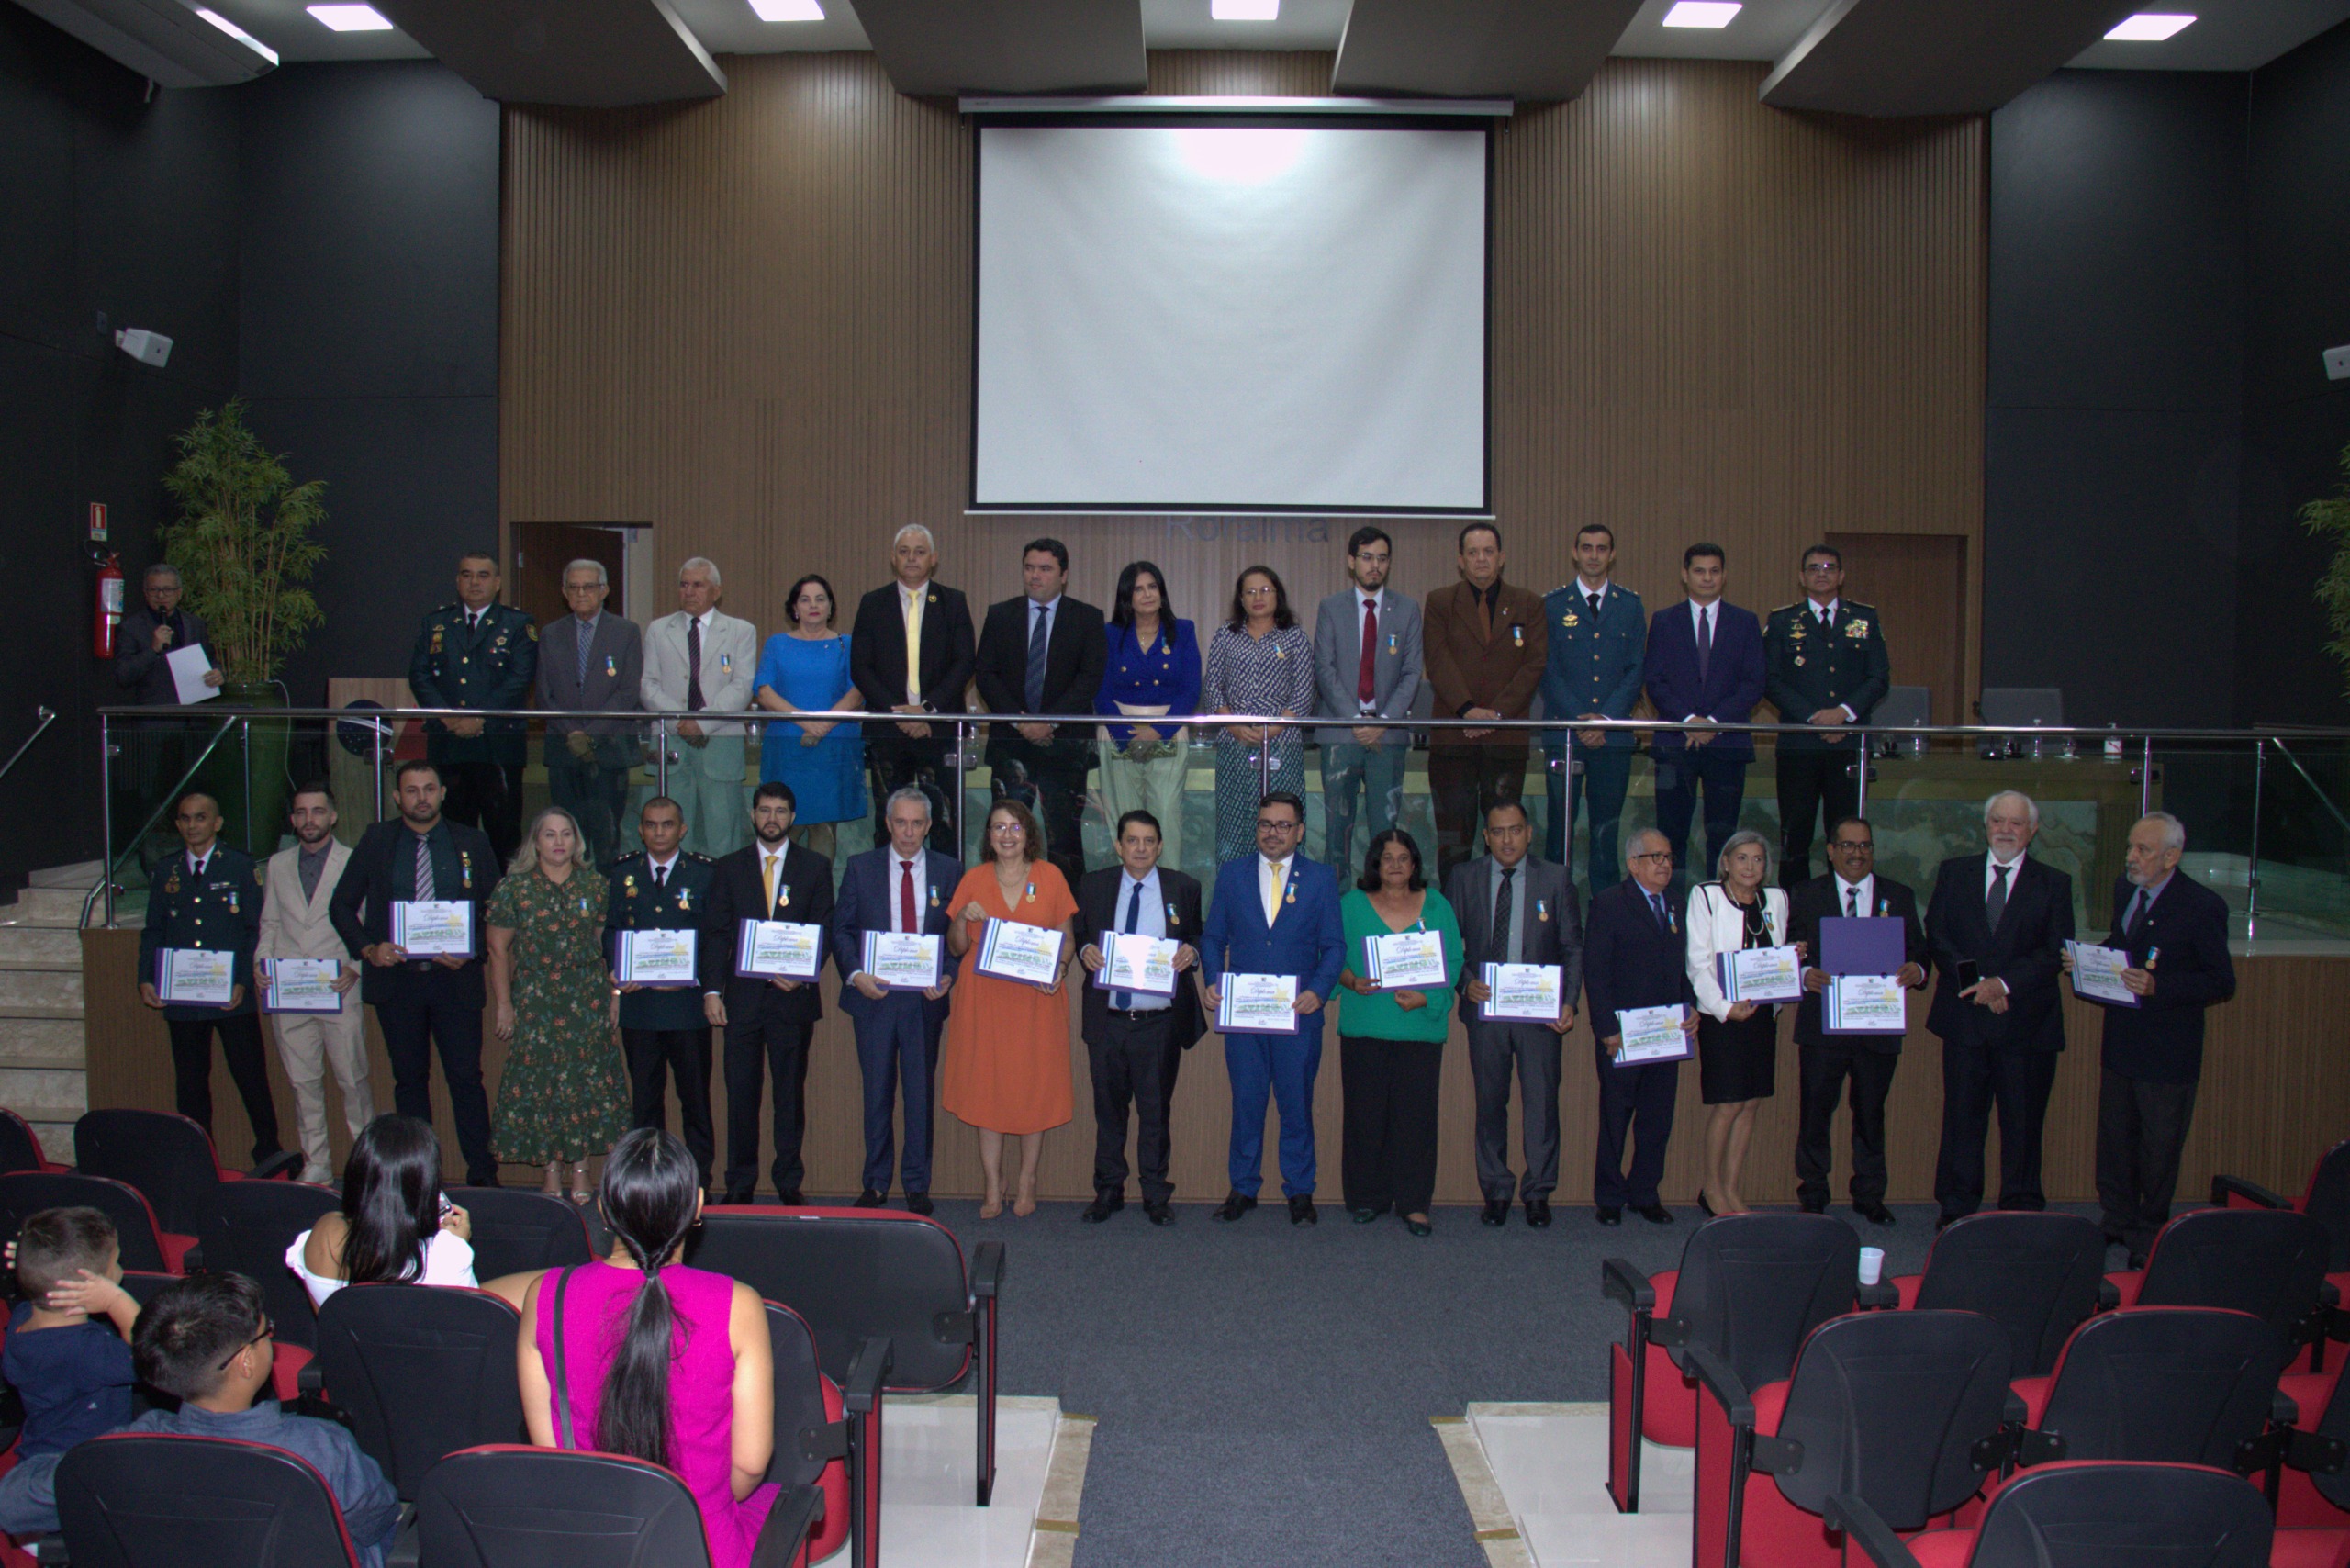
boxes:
[94,552,124,659]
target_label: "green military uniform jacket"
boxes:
[409,601,538,767]
[139,846,263,1020]
[1762,599,1890,753]
[605,849,718,1031]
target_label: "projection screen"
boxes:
[972,113,1492,515]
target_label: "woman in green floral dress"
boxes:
[486,806,630,1202]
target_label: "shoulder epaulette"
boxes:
[687,851,715,864]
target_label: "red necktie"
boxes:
[900,859,917,934]
[1357,599,1378,706]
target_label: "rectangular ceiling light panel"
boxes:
[307,4,394,28]
[1210,0,1281,18]
[2102,12,2195,40]
[1661,1,1740,27]
[749,0,824,18]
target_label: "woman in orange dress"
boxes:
[942,798,1078,1218]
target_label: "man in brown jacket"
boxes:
[1424,522,1549,880]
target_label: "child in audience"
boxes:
[0,1207,138,1535]
[129,1271,401,1567]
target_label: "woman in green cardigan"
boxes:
[1335,828,1465,1236]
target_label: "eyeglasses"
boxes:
[1802,561,1841,574]
[1627,850,1672,863]
[1256,819,1302,833]
[1830,839,1874,852]
[988,823,1024,835]
[216,1316,274,1372]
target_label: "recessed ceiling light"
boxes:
[1211,0,1280,20]
[748,0,824,18]
[2103,12,2196,40]
[195,7,279,62]
[1661,1,1741,27]
[306,4,393,30]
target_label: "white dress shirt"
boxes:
[1108,867,1171,1012]
[1833,872,1875,918]
[1259,854,1292,926]
[892,853,929,932]
[1984,851,2026,902]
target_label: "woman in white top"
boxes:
[286,1114,477,1308]
[1684,831,1790,1216]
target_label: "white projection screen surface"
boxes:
[973,118,1490,514]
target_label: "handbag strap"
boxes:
[549,1265,577,1450]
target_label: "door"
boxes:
[510,523,634,633]
[1824,532,1968,730]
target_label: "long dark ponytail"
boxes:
[593,1127,700,1469]
[341,1114,442,1286]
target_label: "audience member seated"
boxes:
[125,1271,402,1567]
[514,1127,778,1568]
[286,1114,477,1308]
[0,1207,138,1536]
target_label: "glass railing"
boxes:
[89,707,2350,944]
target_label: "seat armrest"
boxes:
[1601,1257,1654,1314]
[969,1241,1005,1302]
[2096,1276,2120,1311]
[1825,1494,1923,1568]
[1856,1280,1899,1311]
[748,1483,825,1568]
[386,1508,420,1568]
[2273,1389,2302,1428]
[167,1236,201,1273]
[2210,1173,2288,1209]
[248,1150,302,1182]
[2003,1390,2027,1427]
[843,1336,893,1416]
[297,1357,325,1397]
[1683,1343,1752,1428]
[32,1533,68,1566]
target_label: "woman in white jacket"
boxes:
[1684,831,1788,1215]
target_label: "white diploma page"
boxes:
[977,920,1066,990]
[262,958,344,1014]
[2066,942,2139,1007]
[861,931,944,991]
[1480,963,1562,1024]
[736,920,823,980]
[1095,931,1179,998]
[157,947,236,1006]
[1615,1004,1692,1066]
[1824,975,1907,1036]
[165,643,218,704]
[392,900,474,958]
[1216,972,1299,1035]
[1362,929,1449,991]
[1720,945,1803,1003]
[616,929,698,987]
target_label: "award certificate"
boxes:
[616,929,698,988]
[977,921,1066,990]
[392,900,474,958]
[1095,932,1179,998]
[1825,975,1907,1035]
[1719,945,1804,1003]
[1615,1004,1692,1065]
[1215,972,1299,1035]
[157,947,236,1006]
[262,958,344,1014]
[736,920,822,981]
[1479,963,1563,1024]
[860,931,944,991]
[2066,942,2139,1007]
[1361,930,1448,991]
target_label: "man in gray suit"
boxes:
[1313,526,1423,879]
[538,559,643,868]
[640,556,758,859]
[1448,798,1583,1227]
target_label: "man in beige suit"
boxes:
[258,783,375,1182]
[641,556,759,859]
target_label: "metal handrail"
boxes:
[82,715,242,930]
[0,708,56,785]
[2267,736,2350,841]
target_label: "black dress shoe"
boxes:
[1213,1192,1257,1223]
[905,1192,933,1216]
[777,1189,806,1207]
[1405,1217,1433,1238]
[1797,1196,1826,1215]
[1636,1204,1674,1225]
[1350,1207,1382,1225]
[1288,1194,1317,1226]
[1525,1198,1552,1228]
[1935,1213,1959,1232]
[854,1189,886,1208]
[1144,1201,1175,1226]
[1080,1193,1123,1224]
[1480,1199,1508,1226]
[1596,1205,1623,1226]
[1854,1201,1896,1226]
[470,1173,502,1190]
[720,1190,754,1206]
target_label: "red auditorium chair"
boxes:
[51,1432,372,1568]
[2102,1206,2338,1373]
[2276,1356,2350,1529]
[445,1186,595,1279]
[0,1111,66,1176]
[1886,1212,2112,1376]
[309,1282,527,1500]
[690,1206,1005,1506]
[1686,1307,2015,1568]
[1599,1212,1882,1513]
[764,1299,888,1568]
[2212,1139,2350,1273]
[0,1173,191,1274]
[116,1272,310,1406]
[1832,1460,2278,1568]
[73,1110,299,1241]
[415,1445,823,1568]
[198,1178,338,1351]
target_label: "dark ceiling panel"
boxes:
[1333,0,1644,100]
[851,0,1146,96]
[1760,0,2139,116]
[366,0,725,106]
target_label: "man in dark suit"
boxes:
[112,564,225,866]
[1790,815,1928,1224]
[1449,800,1581,1227]
[974,538,1107,893]
[607,796,718,1192]
[831,784,958,1213]
[849,524,975,858]
[1539,523,1643,888]
[1645,543,1767,885]
[408,553,537,866]
[329,759,503,1185]
[2072,812,2236,1262]
[1762,543,1890,890]
[1926,790,2075,1225]
[536,559,643,870]
[1426,523,1550,883]
[700,782,836,1204]
[1073,809,1205,1226]
[1199,791,1347,1226]
[1581,827,1699,1225]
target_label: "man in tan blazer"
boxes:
[1424,521,1549,881]
[258,783,375,1182]
[641,556,760,859]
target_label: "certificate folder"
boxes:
[1820,916,1904,977]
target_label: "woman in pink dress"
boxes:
[515,1128,778,1568]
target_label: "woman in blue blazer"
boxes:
[1095,562,1203,872]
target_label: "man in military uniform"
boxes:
[138,790,285,1165]
[606,796,718,1191]
[1762,544,1890,890]
[1539,524,1646,891]
[408,552,537,865]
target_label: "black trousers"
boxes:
[1595,1046,1680,1209]
[166,1014,282,1164]
[440,760,525,867]
[723,1014,811,1198]
[1933,1036,2058,1219]
[2095,1067,2199,1255]
[867,737,960,857]
[1468,1021,1562,1201]
[622,1026,715,1188]
[1795,1042,1899,1208]
[1429,747,1528,885]
[1774,748,1861,890]
[1089,1010,1181,1204]
[1338,1035,1443,1216]
[991,745,1089,895]
[372,971,498,1183]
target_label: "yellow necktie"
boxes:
[1264,859,1285,924]
[762,853,779,914]
[903,586,924,705]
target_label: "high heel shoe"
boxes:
[1697,1193,1717,1218]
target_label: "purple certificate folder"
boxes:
[1819,916,1903,977]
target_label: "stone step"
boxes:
[0,1070,85,1116]
[0,1017,85,1068]
[0,970,82,1011]
[27,862,103,890]
[0,887,92,927]
[0,927,81,969]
